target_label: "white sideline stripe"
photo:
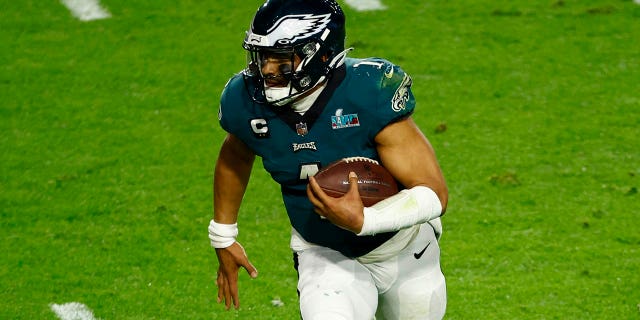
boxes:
[50,302,99,320]
[60,0,111,21]
[344,0,387,11]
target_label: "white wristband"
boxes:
[358,186,442,236]
[208,219,238,248]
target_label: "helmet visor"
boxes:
[246,48,298,87]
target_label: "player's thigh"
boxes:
[377,223,447,320]
[296,246,378,320]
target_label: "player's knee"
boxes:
[379,271,446,320]
[300,288,375,320]
[399,272,446,319]
[304,311,351,320]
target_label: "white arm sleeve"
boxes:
[357,186,442,236]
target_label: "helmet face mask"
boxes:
[253,49,296,86]
[254,48,300,104]
[242,0,346,107]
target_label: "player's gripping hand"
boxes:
[307,172,365,234]
[215,242,258,310]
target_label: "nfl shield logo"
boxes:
[296,122,308,136]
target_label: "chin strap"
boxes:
[265,85,298,105]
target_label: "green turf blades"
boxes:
[1,0,639,319]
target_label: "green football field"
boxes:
[2,0,639,319]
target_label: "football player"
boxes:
[209,0,449,319]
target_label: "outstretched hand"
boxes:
[307,171,365,234]
[215,242,258,310]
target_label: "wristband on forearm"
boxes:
[208,219,238,248]
[357,186,442,236]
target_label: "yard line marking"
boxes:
[50,302,98,320]
[60,0,111,21]
[344,0,387,11]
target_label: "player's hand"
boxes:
[307,171,365,233]
[214,242,258,310]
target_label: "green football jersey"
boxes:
[218,57,416,258]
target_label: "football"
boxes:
[313,157,399,206]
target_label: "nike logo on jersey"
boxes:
[414,242,431,259]
[384,66,394,78]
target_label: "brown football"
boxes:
[313,157,399,206]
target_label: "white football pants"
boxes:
[292,220,446,320]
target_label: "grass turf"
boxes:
[1,0,639,319]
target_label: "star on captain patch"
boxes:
[296,122,308,136]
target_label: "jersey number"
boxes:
[299,163,320,180]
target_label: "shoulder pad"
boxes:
[348,58,414,114]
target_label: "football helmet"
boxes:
[243,0,348,106]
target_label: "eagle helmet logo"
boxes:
[248,14,332,47]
